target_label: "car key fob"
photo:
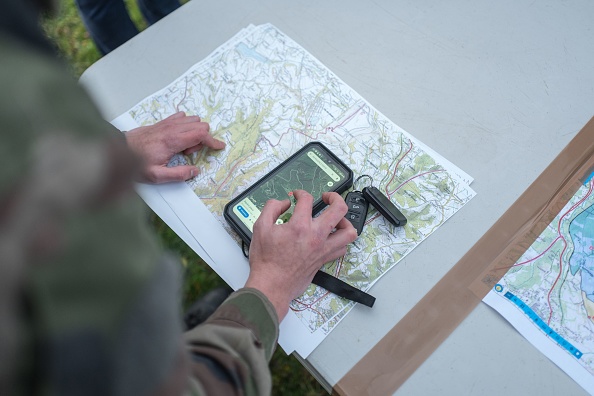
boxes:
[362,186,407,227]
[345,191,369,235]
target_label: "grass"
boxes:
[43,1,326,394]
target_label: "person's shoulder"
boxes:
[0,33,118,195]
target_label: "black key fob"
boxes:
[345,191,369,235]
[362,186,407,227]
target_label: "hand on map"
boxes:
[246,190,357,321]
[125,111,225,183]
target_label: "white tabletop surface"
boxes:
[80,0,594,394]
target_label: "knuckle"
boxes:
[196,122,210,134]
[337,199,348,213]
[347,227,358,242]
[197,128,210,140]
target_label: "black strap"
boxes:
[242,242,375,307]
[312,270,376,308]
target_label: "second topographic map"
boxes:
[126,24,476,336]
[484,178,594,392]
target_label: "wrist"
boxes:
[245,275,290,321]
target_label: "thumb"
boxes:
[147,165,199,183]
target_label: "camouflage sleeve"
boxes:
[184,288,280,396]
[1,19,185,395]
[2,7,281,395]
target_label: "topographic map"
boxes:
[126,24,476,336]
[484,178,594,392]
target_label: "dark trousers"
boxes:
[75,0,181,54]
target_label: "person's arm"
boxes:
[184,288,279,395]
[121,113,357,393]
[183,190,357,395]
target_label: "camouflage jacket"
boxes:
[0,4,278,395]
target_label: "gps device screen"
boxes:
[224,142,353,242]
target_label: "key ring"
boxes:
[354,174,374,191]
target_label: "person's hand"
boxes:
[245,190,358,321]
[124,111,225,183]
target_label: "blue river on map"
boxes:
[568,204,594,302]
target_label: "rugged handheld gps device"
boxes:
[224,142,375,308]
[224,142,353,243]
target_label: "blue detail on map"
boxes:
[503,291,583,359]
[236,43,269,63]
[584,172,594,185]
[237,205,249,218]
[568,204,594,303]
